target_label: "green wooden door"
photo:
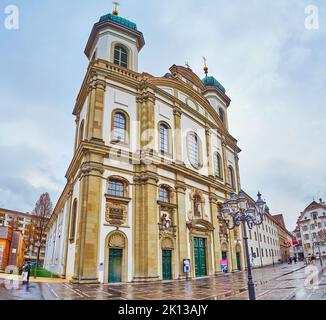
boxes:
[108,248,123,283]
[236,252,241,270]
[194,237,207,277]
[162,250,172,280]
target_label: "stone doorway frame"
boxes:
[104,231,128,283]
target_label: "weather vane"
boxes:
[112,1,120,15]
[203,56,208,76]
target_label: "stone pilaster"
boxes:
[205,127,213,176]
[175,178,188,279]
[85,75,106,144]
[235,154,241,192]
[133,164,160,282]
[61,185,73,279]
[74,115,80,152]
[209,192,222,274]
[137,89,156,151]
[173,106,183,164]
[71,152,104,284]
[222,140,229,186]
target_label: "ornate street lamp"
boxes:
[220,190,266,300]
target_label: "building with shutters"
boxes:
[44,7,247,284]
[296,199,326,260]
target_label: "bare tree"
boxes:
[33,193,52,278]
[25,220,37,259]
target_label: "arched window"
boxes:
[214,152,222,178]
[228,166,235,189]
[159,187,170,203]
[78,120,84,145]
[159,123,170,154]
[113,112,127,143]
[108,179,125,197]
[194,195,202,217]
[187,132,201,169]
[219,108,225,124]
[70,199,77,241]
[114,45,128,68]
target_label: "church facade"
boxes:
[44,9,246,284]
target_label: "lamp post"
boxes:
[220,191,266,301]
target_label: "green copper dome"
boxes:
[202,76,226,93]
[99,13,137,31]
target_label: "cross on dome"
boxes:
[112,1,120,16]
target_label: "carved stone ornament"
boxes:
[162,237,174,250]
[105,200,128,226]
[109,233,125,248]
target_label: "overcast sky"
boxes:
[0,0,325,231]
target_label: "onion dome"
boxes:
[99,13,138,31]
[202,76,226,93]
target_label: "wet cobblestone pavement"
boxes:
[0,262,325,300]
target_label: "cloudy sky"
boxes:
[0,0,325,230]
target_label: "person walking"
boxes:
[22,262,29,285]
[311,253,316,265]
[26,261,31,283]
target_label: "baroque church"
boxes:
[44,7,246,284]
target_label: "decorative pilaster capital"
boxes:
[209,193,218,204]
[133,172,159,185]
[175,182,187,193]
[205,127,212,137]
[136,91,156,104]
[80,162,104,176]
[67,182,74,196]
[173,107,182,118]
[88,77,106,92]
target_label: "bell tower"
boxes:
[84,3,145,72]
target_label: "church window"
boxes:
[159,123,170,154]
[228,166,235,189]
[69,199,78,242]
[219,108,225,124]
[113,112,127,143]
[78,120,84,145]
[114,45,128,68]
[159,187,170,203]
[187,132,201,169]
[108,180,125,198]
[214,152,222,178]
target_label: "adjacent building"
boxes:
[44,8,247,283]
[292,226,304,260]
[296,199,326,259]
[0,208,48,265]
[272,214,294,262]
[0,226,26,271]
